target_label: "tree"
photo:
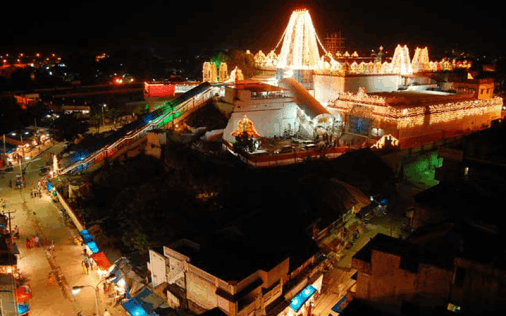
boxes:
[211,50,256,79]
[51,114,88,141]
[89,114,101,133]
[106,108,121,128]
[122,228,150,255]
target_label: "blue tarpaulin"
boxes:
[134,287,165,314]
[47,179,53,191]
[289,285,316,312]
[17,304,29,315]
[122,298,149,316]
[79,229,100,253]
[332,295,348,313]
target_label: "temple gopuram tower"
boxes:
[275,9,325,89]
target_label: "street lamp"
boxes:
[72,285,99,316]
[102,104,107,128]
[72,276,114,316]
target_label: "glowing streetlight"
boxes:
[102,104,107,127]
[72,285,99,316]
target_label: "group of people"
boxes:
[25,235,41,249]
[81,253,97,274]
[30,188,42,198]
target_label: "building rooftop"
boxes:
[370,90,476,108]
[355,218,506,273]
[233,82,287,93]
[173,209,319,282]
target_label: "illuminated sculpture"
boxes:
[382,61,391,73]
[359,62,367,74]
[391,45,413,75]
[203,62,212,82]
[231,115,261,138]
[350,62,359,74]
[219,62,228,82]
[276,9,325,70]
[368,62,375,73]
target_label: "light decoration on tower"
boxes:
[391,45,413,75]
[411,47,431,72]
[203,62,212,82]
[211,63,218,82]
[254,50,266,67]
[276,9,326,70]
[219,62,228,82]
[265,50,278,69]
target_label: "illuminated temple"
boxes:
[196,9,502,154]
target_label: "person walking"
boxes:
[31,236,37,248]
[84,259,90,274]
[81,260,87,274]
[35,235,40,247]
[25,238,31,249]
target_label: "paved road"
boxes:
[1,142,127,316]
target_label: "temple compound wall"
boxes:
[329,92,503,149]
[313,74,401,105]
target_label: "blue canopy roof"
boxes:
[79,229,100,253]
[122,298,149,316]
[134,287,165,314]
[18,304,29,315]
[289,285,316,312]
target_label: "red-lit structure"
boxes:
[144,82,176,98]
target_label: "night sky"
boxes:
[2,0,503,57]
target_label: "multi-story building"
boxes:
[351,220,506,315]
[148,217,323,316]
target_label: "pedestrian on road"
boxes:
[39,189,42,198]
[103,309,112,316]
[30,191,33,198]
[9,179,12,188]
[84,259,90,274]
[35,236,40,247]
[25,238,31,249]
[81,260,87,274]
[32,236,37,248]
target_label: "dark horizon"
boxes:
[1,0,504,58]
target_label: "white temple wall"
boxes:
[223,103,299,143]
[314,74,401,105]
[343,74,401,94]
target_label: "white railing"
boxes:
[60,88,212,175]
